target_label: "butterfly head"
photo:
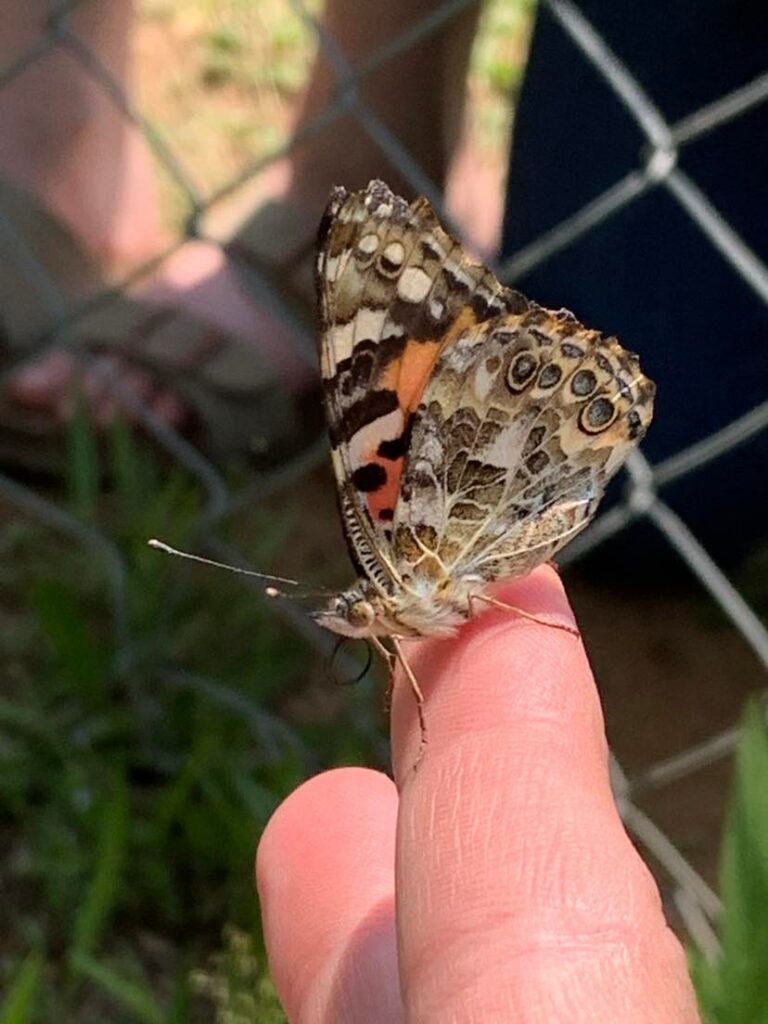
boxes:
[313,584,383,639]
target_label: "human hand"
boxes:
[256,566,701,1022]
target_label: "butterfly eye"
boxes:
[506,351,538,392]
[347,599,376,628]
[579,395,618,434]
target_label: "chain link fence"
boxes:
[1,0,767,974]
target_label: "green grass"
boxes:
[690,700,768,1024]
[0,415,377,1020]
[0,952,44,1024]
[5,424,768,1020]
[191,927,285,1023]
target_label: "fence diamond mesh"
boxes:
[1,0,767,975]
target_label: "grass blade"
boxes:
[69,954,164,1024]
[690,698,768,1024]
[716,699,768,1023]
[68,770,130,975]
[0,951,43,1024]
[66,393,100,522]
[30,578,106,703]
[108,416,144,526]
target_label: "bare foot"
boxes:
[8,229,317,429]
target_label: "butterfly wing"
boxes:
[391,306,655,585]
[316,180,528,591]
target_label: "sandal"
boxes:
[0,175,316,475]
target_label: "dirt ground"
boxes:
[567,565,763,893]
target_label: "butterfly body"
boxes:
[314,573,479,640]
[314,181,655,643]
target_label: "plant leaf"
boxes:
[30,578,107,703]
[68,770,130,972]
[692,699,768,1024]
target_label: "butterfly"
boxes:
[311,180,654,740]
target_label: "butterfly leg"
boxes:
[370,636,397,712]
[469,593,580,638]
[370,635,396,670]
[390,636,428,769]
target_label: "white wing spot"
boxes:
[397,266,433,303]
[329,321,356,362]
[322,254,341,281]
[348,408,404,468]
[355,307,388,341]
[472,355,495,400]
[357,232,380,256]
[442,335,478,373]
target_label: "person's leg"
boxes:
[289,0,479,208]
[0,0,162,271]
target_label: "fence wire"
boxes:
[0,0,766,969]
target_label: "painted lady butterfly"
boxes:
[312,180,654,689]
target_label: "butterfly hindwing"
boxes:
[391,306,655,584]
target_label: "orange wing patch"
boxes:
[347,315,496,529]
[360,311,491,523]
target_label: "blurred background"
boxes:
[0,1,767,1020]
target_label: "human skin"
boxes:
[256,566,702,1023]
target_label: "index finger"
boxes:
[390,566,699,1023]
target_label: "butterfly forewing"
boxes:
[316,180,529,591]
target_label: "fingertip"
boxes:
[257,768,402,1024]
[256,767,397,895]
[490,561,576,626]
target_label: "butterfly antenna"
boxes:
[147,538,327,598]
